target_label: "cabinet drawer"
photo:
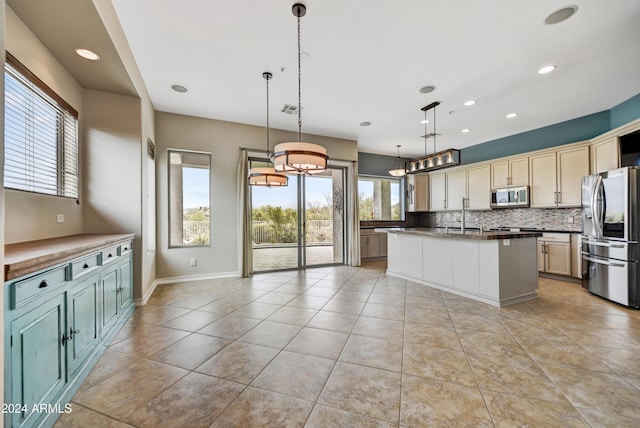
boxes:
[101,245,120,265]
[540,233,570,243]
[70,253,100,280]
[12,265,67,309]
[119,239,133,256]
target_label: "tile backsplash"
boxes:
[406,207,583,232]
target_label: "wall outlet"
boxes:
[189,258,197,267]
[56,214,64,223]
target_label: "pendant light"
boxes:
[406,102,460,173]
[388,145,406,177]
[249,72,288,187]
[272,3,328,174]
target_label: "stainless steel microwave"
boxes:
[490,185,529,208]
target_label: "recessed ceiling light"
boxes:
[506,112,518,119]
[463,100,476,107]
[360,121,371,127]
[419,85,436,94]
[171,84,188,93]
[75,48,100,61]
[461,128,470,133]
[545,5,578,25]
[420,119,430,124]
[538,65,556,74]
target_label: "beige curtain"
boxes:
[347,161,361,266]
[237,149,252,276]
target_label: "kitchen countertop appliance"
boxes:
[582,166,640,308]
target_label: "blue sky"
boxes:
[252,175,332,209]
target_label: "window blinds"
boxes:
[4,57,79,198]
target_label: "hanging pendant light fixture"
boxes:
[388,145,406,177]
[406,101,460,174]
[272,3,329,174]
[249,72,288,187]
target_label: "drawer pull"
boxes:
[123,247,128,251]
[39,280,49,288]
[83,263,89,269]
[108,253,113,258]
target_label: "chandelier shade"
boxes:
[388,144,406,177]
[248,167,288,186]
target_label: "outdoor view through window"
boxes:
[358,177,402,220]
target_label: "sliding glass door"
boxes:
[250,159,345,272]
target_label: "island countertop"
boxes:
[375,227,542,240]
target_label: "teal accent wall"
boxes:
[358,152,410,176]
[460,111,610,165]
[610,93,640,129]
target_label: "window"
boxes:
[168,150,211,247]
[4,53,78,198]
[358,176,403,220]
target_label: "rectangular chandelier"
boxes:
[405,148,460,174]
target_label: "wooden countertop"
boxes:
[4,233,135,281]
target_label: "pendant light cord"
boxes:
[297,12,302,142]
[266,75,270,158]
[433,104,437,154]
[424,109,428,155]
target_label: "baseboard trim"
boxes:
[134,271,241,307]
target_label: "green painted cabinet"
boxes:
[4,236,135,428]
[9,293,67,428]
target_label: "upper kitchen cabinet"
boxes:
[466,165,491,210]
[406,174,429,212]
[530,145,590,208]
[490,157,528,188]
[429,172,447,211]
[591,136,619,173]
[446,169,467,210]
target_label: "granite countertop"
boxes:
[5,233,135,281]
[374,227,542,241]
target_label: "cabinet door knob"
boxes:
[108,253,113,258]
[39,280,49,288]
[83,263,89,269]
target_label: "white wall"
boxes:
[4,7,84,243]
[155,111,358,280]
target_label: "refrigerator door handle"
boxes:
[592,175,604,239]
[582,254,625,268]
[584,239,624,249]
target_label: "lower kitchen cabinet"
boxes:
[360,229,388,259]
[4,235,134,428]
[538,233,571,276]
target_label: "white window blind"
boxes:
[4,54,79,198]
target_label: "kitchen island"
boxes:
[376,227,542,306]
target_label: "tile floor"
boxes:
[55,261,640,427]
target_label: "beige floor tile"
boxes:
[403,342,476,386]
[251,351,334,401]
[405,295,447,311]
[73,358,188,422]
[520,335,614,373]
[148,333,231,370]
[211,387,312,428]
[321,298,366,315]
[318,362,401,423]
[266,306,318,326]
[305,404,397,428]
[333,289,371,302]
[231,302,281,319]
[444,299,495,316]
[403,322,462,350]
[578,407,640,428]
[77,350,144,393]
[405,283,443,299]
[195,341,278,384]
[543,364,640,419]
[351,316,403,342]
[238,320,301,349]
[457,329,525,356]
[404,306,453,326]
[339,335,402,372]
[400,374,492,427]
[561,326,640,349]
[286,295,331,310]
[128,372,244,428]
[108,324,190,358]
[307,310,359,333]
[285,327,348,360]
[160,309,224,331]
[129,304,191,325]
[197,296,248,314]
[368,292,405,306]
[483,391,589,428]
[468,351,566,403]
[302,286,339,298]
[54,403,133,428]
[196,314,261,339]
[167,294,223,310]
[361,302,405,321]
[254,291,298,305]
[449,311,507,334]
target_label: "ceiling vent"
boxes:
[281,104,298,114]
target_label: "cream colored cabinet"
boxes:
[466,165,491,210]
[591,136,619,174]
[446,169,467,210]
[530,146,589,208]
[570,234,581,279]
[407,173,429,212]
[538,233,571,276]
[360,230,387,259]
[429,172,446,211]
[491,157,528,188]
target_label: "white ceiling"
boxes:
[20,0,640,158]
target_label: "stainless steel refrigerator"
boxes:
[582,166,640,308]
